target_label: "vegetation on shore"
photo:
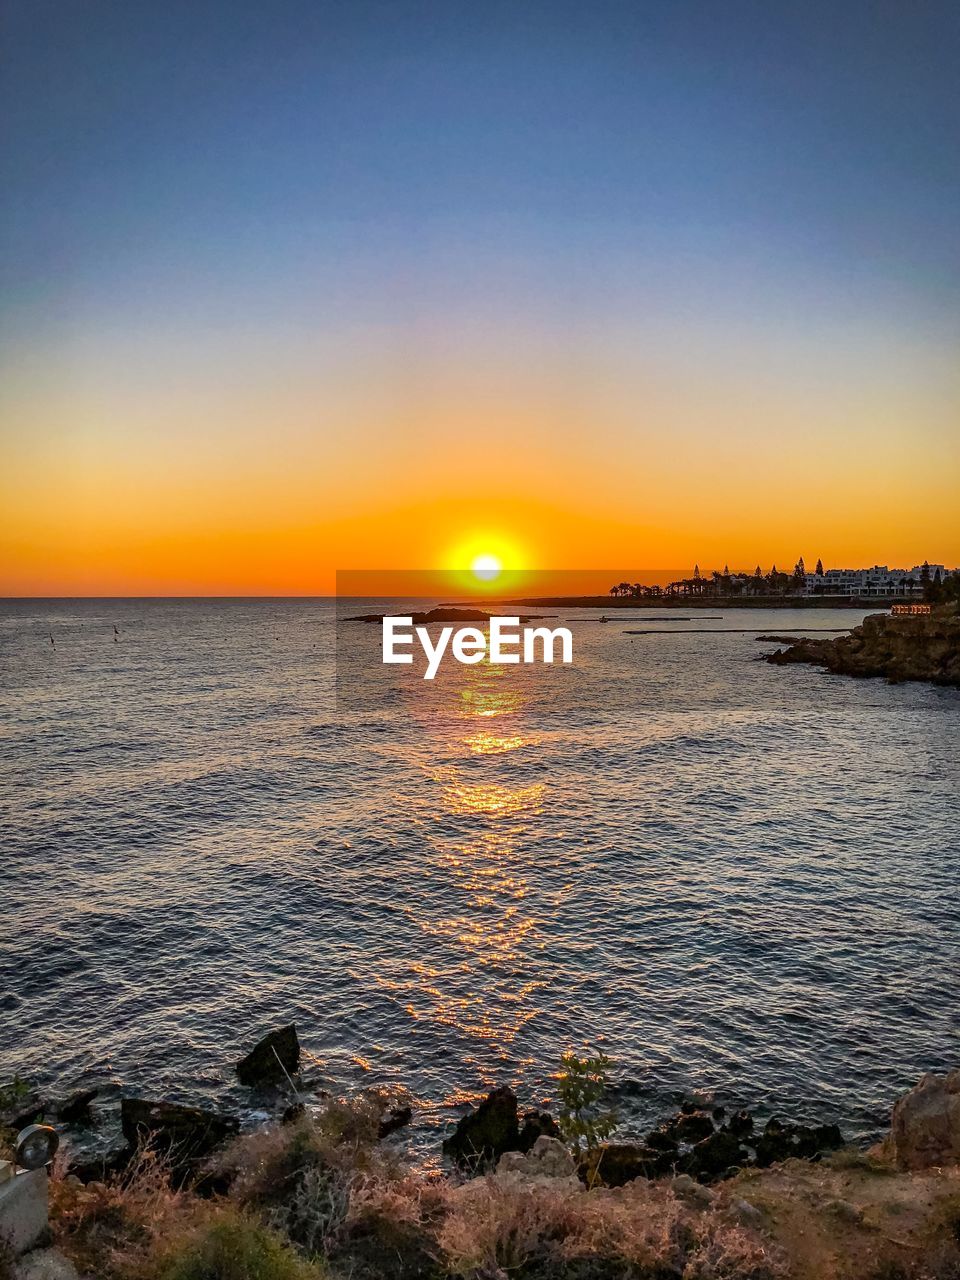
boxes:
[6,1056,960,1280]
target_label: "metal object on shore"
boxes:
[15,1124,60,1172]
[0,1126,60,1256]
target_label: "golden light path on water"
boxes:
[373,658,565,1093]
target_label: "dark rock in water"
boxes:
[712,1105,726,1122]
[671,1110,715,1143]
[442,1086,519,1166]
[793,1123,844,1159]
[518,1108,561,1152]
[281,1102,306,1125]
[235,1024,300,1087]
[9,1098,45,1130]
[51,1089,99,1127]
[681,1129,748,1181]
[753,1116,843,1167]
[753,1116,793,1167]
[580,1142,660,1187]
[120,1098,239,1181]
[727,1109,754,1139]
[378,1105,413,1140]
[644,1127,680,1154]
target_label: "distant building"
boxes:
[804,565,949,599]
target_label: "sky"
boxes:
[1,0,958,594]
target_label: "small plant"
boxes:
[0,1075,31,1112]
[556,1050,617,1154]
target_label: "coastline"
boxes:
[6,1044,960,1280]
[500,595,889,609]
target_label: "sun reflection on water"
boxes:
[390,659,552,1067]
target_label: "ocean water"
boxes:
[1,598,959,1155]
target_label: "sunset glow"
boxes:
[1,4,958,596]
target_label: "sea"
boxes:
[1,598,958,1158]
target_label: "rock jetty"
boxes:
[766,606,960,686]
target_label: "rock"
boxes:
[235,1025,300,1088]
[498,1136,578,1181]
[766,606,960,688]
[753,1116,843,1167]
[680,1129,747,1181]
[645,1127,680,1154]
[12,1248,80,1280]
[753,1116,795,1167]
[671,1110,715,1143]
[889,1069,960,1170]
[50,1089,98,1127]
[517,1108,561,1152]
[579,1142,660,1187]
[727,1109,754,1139]
[378,1105,413,1140]
[1,1091,44,1131]
[120,1098,239,1181]
[442,1087,520,1167]
[793,1122,843,1159]
[65,1150,127,1184]
[827,1198,863,1223]
[670,1173,716,1208]
[727,1197,765,1228]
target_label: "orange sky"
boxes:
[3,332,959,595]
[3,7,960,596]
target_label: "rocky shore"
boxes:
[766,605,960,686]
[4,1029,960,1279]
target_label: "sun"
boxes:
[443,532,529,595]
[471,554,502,583]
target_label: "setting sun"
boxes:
[471,554,502,582]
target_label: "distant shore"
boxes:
[499,595,888,610]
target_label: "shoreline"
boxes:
[6,1043,960,1280]
[499,595,890,609]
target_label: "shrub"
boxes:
[221,1090,407,1257]
[156,1210,326,1280]
[556,1051,617,1155]
[49,1147,198,1279]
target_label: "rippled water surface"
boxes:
[2,599,959,1149]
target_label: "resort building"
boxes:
[803,565,948,598]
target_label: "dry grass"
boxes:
[434,1175,784,1279]
[48,1147,205,1279]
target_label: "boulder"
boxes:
[727,1109,754,1139]
[753,1116,843,1167]
[671,1110,715,1143]
[517,1108,561,1152]
[50,1089,98,1127]
[442,1086,519,1167]
[235,1025,300,1087]
[644,1127,680,1154]
[889,1069,960,1170]
[378,1105,413,1140]
[498,1135,578,1181]
[579,1142,661,1187]
[120,1098,238,1179]
[680,1129,747,1181]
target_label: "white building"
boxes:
[804,565,949,598]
